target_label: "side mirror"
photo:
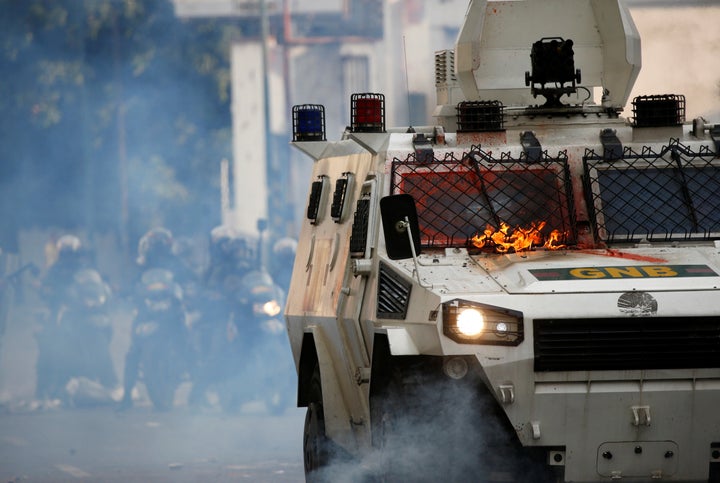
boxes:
[380,194,421,260]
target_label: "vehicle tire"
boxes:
[303,363,358,482]
[304,363,331,482]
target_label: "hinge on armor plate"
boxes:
[498,383,515,404]
[631,405,651,426]
[355,367,370,385]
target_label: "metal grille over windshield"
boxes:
[584,141,720,243]
[390,147,576,249]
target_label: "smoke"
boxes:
[0,0,231,405]
[2,2,718,481]
[0,2,301,480]
[0,0,231,255]
[628,5,720,120]
[310,362,550,483]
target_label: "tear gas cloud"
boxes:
[311,374,551,483]
[0,1,302,479]
[0,1,718,481]
[628,4,720,121]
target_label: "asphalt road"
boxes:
[0,303,307,483]
[0,405,306,482]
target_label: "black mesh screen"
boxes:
[456,101,504,132]
[632,94,685,127]
[390,148,576,249]
[584,141,720,242]
[535,316,720,372]
[350,197,370,257]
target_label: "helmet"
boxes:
[272,237,297,259]
[56,235,82,253]
[209,225,257,270]
[56,235,82,256]
[209,225,239,262]
[137,227,174,266]
[55,235,84,266]
[210,225,238,245]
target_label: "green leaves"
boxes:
[0,0,233,236]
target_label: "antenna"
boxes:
[403,35,412,126]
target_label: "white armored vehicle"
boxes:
[286,0,720,481]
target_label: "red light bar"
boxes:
[351,93,385,133]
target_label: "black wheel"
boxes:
[302,363,357,481]
[303,364,331,481]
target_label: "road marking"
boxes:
[2,436,29,447]
[56,464,92,478]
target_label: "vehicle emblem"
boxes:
[617,292,657,316]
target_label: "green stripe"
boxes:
[529,265,718,281]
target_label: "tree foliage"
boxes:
[0,0,236,248]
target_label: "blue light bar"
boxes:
[292,104,326,142]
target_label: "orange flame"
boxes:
[471,221,567,253]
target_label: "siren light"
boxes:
[292,104,326,142]
[351,93,385,133]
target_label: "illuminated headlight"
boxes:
[457,308,484,336]
[442,299,523,345]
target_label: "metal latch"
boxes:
[631,405,651,426]
[531,421,541,439]
[413,133,434,163]
[498,383,515,404]
[600,128,623,160]
[355,367,370,385]
[520,131,542,163]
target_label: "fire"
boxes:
[471,221,567,253]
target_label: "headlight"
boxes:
[443,299,523,345]
[457,308,484,336]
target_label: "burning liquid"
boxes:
[471,221,567,253]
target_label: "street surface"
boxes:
[0,304,307,482]
[0,406,305,482]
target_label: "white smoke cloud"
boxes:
[628,5,720,120]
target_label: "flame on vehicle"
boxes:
[471,221,567,253]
